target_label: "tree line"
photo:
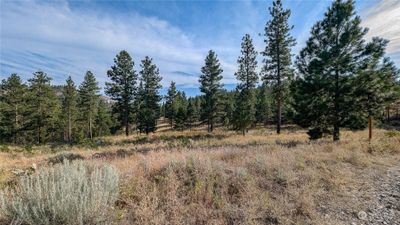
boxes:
[1,0,399,144]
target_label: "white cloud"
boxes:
[0,0,236,88]
[362,0,400,64]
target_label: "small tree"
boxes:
[186,98,198,130]
[174,106,187,131]
[255,84,272,126]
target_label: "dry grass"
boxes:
[1,127,400,224]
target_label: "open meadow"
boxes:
[1,126,399,225]
[1,1,400,223]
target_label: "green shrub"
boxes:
[307,128,323,140]
[0,145,10,153]
[385,130,400,137]
[0,161,119,225]
[24,144,33,153]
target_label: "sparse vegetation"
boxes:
[0,128,399,224]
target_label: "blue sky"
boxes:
[1,0,399,96]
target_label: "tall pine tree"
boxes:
[233,34,258,135]
[262,0,296,134]
[27,71,59,144]
[295,0,391,141]
[78,71,100,139]
[106,50,137,136]
[165,81,178,128]
[136,57,162,134]
[0,74,27,143]
[199,50,223,132]
[61,76,78,144]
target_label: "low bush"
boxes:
[384,130,400,137]
[0,161,119,225]
[47,152,85,165]
[0,145,10,153]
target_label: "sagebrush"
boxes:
[0,161,119,225]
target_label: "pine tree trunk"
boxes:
[38,110,42,144]
[276,40,281,135]
[368,115,372,142]
[68,110,72,144]
[89,115,93,139]
[277,93,282,134]
[14,105,18,144]
[387,107,390,120]
[124,110,129,136]
[38,126,41,144]
[209,116,213,133]
[333,70,340,141]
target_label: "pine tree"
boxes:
[173,91,189,130]
[194,96,203,122]
[61,76,78,144]
[78,71,100,139]
[27,71,59,144]
[106,50,137,136]
[379,58,400,112]
[255,84,272,126]
[262,0,296,134]
[350,38,386,128]
[95,99,113,137]
[295,0,389,141]
[199,50,223,132]
[352,52,400,128]
[174,106,187,131]
[217,90,235,127]
[186,98,198,130]
[233,34,258,135]
[165,81,178,128]
[136,57,162,134]
[0,74,27,143]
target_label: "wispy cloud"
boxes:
[0,0,236,88]
[2,0,397,94]
[362,0,400,64]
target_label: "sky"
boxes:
[1,0,399,96]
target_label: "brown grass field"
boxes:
[1,126,400,224]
